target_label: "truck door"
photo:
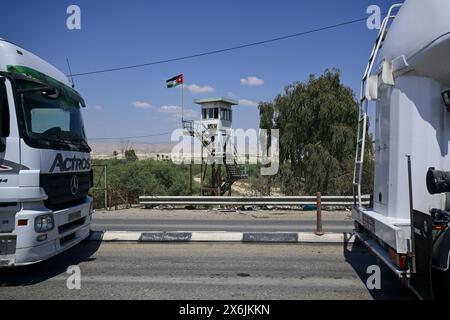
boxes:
[0,77,21,189]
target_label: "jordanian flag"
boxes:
[166,74,184,88]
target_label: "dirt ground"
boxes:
[93,207,353,221]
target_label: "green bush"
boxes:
[91,159,201,209]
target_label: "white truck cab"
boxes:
[0,39,93,267]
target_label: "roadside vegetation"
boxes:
[91,156,202,209]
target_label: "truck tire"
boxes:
[446,270,450,299]
[432,269,450,299]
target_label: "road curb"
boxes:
[89,231,355,244]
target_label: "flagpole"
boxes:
[181,77,184,123]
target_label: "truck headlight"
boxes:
[35,214,55,233]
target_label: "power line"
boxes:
[84,13,385,141]
[71,14,380,77]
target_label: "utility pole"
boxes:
[104,165,108,211]
[189,162,193,195]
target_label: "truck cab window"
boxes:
[16,79,89,152]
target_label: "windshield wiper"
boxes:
[49,137,90,152]
[37,127,89,151]
[49,135,72,150]
[67,136,90,148]
[42,127,72,150]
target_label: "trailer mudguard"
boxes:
[410,210,434,300]
[433,227,450,272]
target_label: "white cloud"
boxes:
[239,99,259,107]
[159,105,199,119]
[186,84,215,94]
[159,105,180,114]
[132,101,154,109]
[240,76,264,87]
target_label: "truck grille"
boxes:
[40,172,91,211]
[58,217,86,235]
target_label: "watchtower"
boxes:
[183,97,248,196]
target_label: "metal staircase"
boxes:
[220,140,248,195]
[183,120,248,196]
[353,4,402,208]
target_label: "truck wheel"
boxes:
[446,270,450,299]
[432,269,450,300]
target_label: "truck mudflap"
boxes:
[410,210,434,300]
[433,227,450,272]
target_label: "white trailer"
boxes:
[0,39,93,266]
[353,0,450,299]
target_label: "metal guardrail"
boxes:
[139,195,371,207]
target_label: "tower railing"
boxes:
[183,119,249,195]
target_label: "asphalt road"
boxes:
[91,209,354,233]
[0,242,415,300]
[91,218,353,232]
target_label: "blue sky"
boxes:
[1,0,398,143]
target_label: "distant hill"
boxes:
[89,141,176,158]
[89,140,261,161]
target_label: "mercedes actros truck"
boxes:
[353,0,450,299]
[0,39,93,267]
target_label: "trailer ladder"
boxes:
[353,3,402,208]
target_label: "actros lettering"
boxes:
[50,154,91,173]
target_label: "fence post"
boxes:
[316,192,324,236]
[104,165,108,211]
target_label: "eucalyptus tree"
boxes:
[259,69,373,195]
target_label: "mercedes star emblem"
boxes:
[70,175,79,195]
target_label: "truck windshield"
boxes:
[16,79,90,152]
